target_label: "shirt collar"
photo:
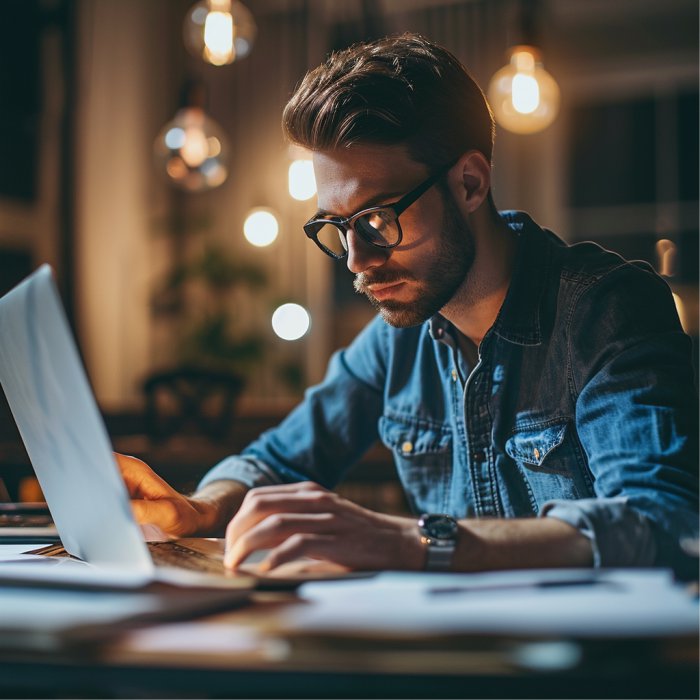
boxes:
[490,210,552,346]
[428,314,450,342]
[429,211,553,348]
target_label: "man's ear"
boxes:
[447,150,492,214]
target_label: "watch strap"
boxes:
[420,536,455,571]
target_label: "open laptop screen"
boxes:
[0,265,153,572]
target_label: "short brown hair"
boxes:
[283,33,495,170]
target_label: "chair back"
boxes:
[143,366,243,442]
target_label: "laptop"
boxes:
[0,265,357,590]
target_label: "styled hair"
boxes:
[282,33,495,170]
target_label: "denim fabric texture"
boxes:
[200,212,699,575]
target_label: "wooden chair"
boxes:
[143,366,244,443]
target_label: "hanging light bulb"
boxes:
[487,45,560,134]
[183,0,257,66]
[154,83,229,192]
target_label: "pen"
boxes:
[426,578,621,596]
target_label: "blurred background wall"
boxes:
[0,0,697,418]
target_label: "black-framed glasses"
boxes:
[303,160,456,259]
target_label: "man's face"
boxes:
[312,145,475,328]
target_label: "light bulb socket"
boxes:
[507,44,542,64]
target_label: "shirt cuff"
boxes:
[197,455,284,492]
[539,497,656,568]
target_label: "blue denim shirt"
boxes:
[201,212,699,575]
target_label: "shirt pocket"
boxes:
[378,414,452,515]
[505,420,588,510]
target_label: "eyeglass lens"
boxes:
[314,209,400,257]
[314,223,348,257]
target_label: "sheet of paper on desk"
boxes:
[0,550,154,588]
[290,569,699,638]
[0,583,251,652]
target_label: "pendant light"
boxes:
[183,0,257,66]
[487,0,560,134]
[154,82,229,192]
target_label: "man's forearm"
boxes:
[452,516,594,571]
[191,479,250,536]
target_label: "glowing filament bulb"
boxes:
[183,0,256,66]
[487,46,560,134]
[180,126,209,167]
[512,74,539,113]
[204,10,234,65]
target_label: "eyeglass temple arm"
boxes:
[392,160,457,216]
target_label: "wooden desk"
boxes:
[0,589,697,699]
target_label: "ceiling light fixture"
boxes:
[183,0,257,66]
[487,0,560,134]
[154,82,229,192]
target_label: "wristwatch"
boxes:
[418,513,458,571]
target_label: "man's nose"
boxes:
[345,228,390,274]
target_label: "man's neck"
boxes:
[441,210,517,347]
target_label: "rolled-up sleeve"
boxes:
[540,497,657,567]
[198,455,285,490]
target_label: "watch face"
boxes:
[421,513,458,540]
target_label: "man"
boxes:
[119,34,698,577]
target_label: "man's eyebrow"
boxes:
[313,190,405,220]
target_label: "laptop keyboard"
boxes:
[30,541,229,576]
[147,541,227,575]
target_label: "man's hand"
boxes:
[115,453,245,537]
[223,481,424,572]
[221,481,594,573]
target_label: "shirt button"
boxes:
[451,369,458,382]
[472,451,485,462]
[401,441,413,454]
[533,448,540,461]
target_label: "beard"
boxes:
[353,191,475,328]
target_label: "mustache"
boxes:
[353,271,414,294]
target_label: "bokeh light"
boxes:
[244,208,279,247]
[288,159,316,201]
[271,303,311,341]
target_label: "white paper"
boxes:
[290,569,699,638]
[0,558,153,588]
[0,544,51,560]
[0,584,250,652]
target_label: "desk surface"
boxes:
[0,542,698,699]
[1,587,698,699]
